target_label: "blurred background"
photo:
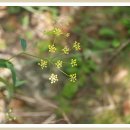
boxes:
[1,6,130,124]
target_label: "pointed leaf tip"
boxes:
[20,38,27,51]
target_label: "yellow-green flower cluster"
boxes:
[42,28,82,84]
[73,41,81,51]
[62,46,69,54]
[6,108,16,121]
[53,28,63,36]
[48,44,57,53]
[70,73,77,82]
[49,73,58,84]
[38,59,47,69]
[55,60,63,69]
[71,59,77,67]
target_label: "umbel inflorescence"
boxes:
[38,27,81,84]
[0,26,81,123]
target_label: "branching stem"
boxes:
[8,51,69,77]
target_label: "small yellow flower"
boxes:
[53,28,63,36]
[71,59,77,67]
[6,108,16,121]
[70,73,77,82]
[38,59,47,69]
[62,46,69,54]
[65,33,70,37]
[55,60,63,69]
[73,41,81,51]
[49,73,58,84]
[48,44,57,53]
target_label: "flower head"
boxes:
[55,60,63,69]
[53,28,63,36]
[71,59,77,67]
[38,59,47,69]
[73,41,81,51]
[49,73,58,84]
[69,73,77,82]
[62,46,69,54]
[6,108,16,121]
[48,44,57,53]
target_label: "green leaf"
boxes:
[121,18,130,29]
[15,80,26,87]
[112,40,120,48]
[0,59,17,98]
[20,38,27,51]
[22,15,29,29]
[0,77,14,99]
[99,28,116,37]
[6,62,16,85]
[0,59,16,86]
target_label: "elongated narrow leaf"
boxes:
[20,38,27,51]
[6,62,16,85]
[0,77,14,99]
[15,80,26,88]
[0,59,16,86]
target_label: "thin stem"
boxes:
[52,36,56,45]
[22,52,41,60]
[57,68,69,77]
[48,58,69,77]
[51,52,64,61]
[8,51,69,77]
[8,52,45,61]
[8,52,23,61]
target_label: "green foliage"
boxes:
[21,15,29,28]
[0,59,16,98]
[99,27,116,37]
[112,39,120,48]
[93,40,110,50]
[6,62,16,86]
[0,77,14,99]
[0,59,16,85]
[0,38,28,99]
[20,38,27,51]
[15,80,26,88]
[113,7,130,14]
[61,81,78,99]
[121,18,130,29]
[7,7,23,14]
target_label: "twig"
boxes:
[42,114,56,124]
[61,111,71,124]
[107,40,130,65]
